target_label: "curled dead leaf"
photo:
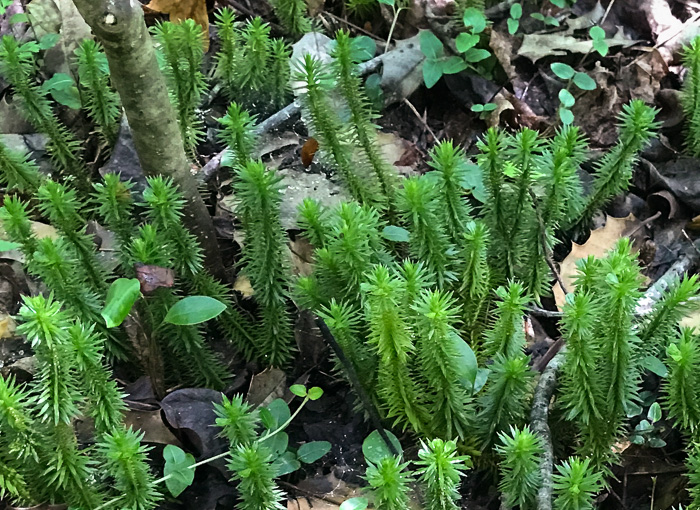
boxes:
[144,0,209,50]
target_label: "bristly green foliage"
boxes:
[482,281,528,358]
[397,259,434,306]
[0,196,38,259]
[552,457,604,510]
[297,198,330,249]
[458,220,491,338]
[268,39,292,110]
[571,100,660,229]
[214,395,261,447]
[365,456,413,510]
[229,443,286,510]
[96,427,160,510]
[74,39,121,146]
[270,0,313,36]
[141,175,256,361]
[331,30,396,210]
[346,0,378,16]
[234,160,295,366]
[293,54,382,207]
[396,176,456,288]
[687,441,700,509]
[92,174,137,272]
[427,140,473,243]
[0,139,42,194]
[663,328,700,434]
[415,438,470,510]
[219,102,259,171]
[558,239,644,471]
[681,36,700,157]
[213,7,239,95]
[495,425,543,509]
[152,19,206,155]
[37,179,108,292]
[639,275,700,358]
[237,17,272,94]
[413,289,472,439]
[476,353,534,448]
[0,35,89,190]
[68,322,127,435]
[364,265,429,433]
[297,201,387,311]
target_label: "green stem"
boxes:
[385,7,405,53]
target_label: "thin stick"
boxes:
[315,316,400,457]
[402,98,439,143]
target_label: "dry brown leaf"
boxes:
[553,214,642,309]
[144,0,209,50]
[233,274,254,298]
[0,314,17,339]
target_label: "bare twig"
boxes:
[402,98,439,143]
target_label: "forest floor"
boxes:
[2,0,700,509]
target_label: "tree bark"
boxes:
[70,0,224,278]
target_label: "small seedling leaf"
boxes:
[463,7,486,33]
[558,88,575,108]
[559,107,574,125]
[551,62,575,80]
[573,72,596,90]
[507,18,519,35]
[289,384,307,397]
[589,26,606,40]
[647,402,662,423]
[261,431,288,457]
[272,451,301,476]
[307,387,323,400]
[163,445,195,497]
[101,278,141,328]
[297,441,331,463]
[464,48,491,63]
[642,355,668,377]
[441,56,468,74]
[455,33,479,53]
[419,30,443,59]
[510,3,522,19]
[164,296,226,325]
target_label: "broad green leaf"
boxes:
[382,226,410,243]
[510,3,522,19]
[647,402,662,423]
[507,18,519,35]
[440,56,467,74]
[163,445,196,497]
[573,72,596,90]
[259,407,277,430]
[39,33,60,50]
[9,12,28,24]
[289,384,307,397]
[550,62,575,80]
[272,451,301,476]
[463,7,486,33]
[377,0,395,5]
[0,240,21,252]
[362,430,402,463]
[464,48,491,63]
[558,88,575,108]
[559,107,574,125]
[422,58,443,89]
[101,278,141,328]
[474,368,489,394]
[298,441,331,463]
[164,296,226,325]
[419,30,443,59]
[471,104,485,112]
[42,73,81,109]
[625,401,643,418]
[261,431,288,457]
[455,33,479,53]
[266,399,291,429]
[340,498,369,510]
[649,437,666,448]
[482,102,497,111]
[351,36,376,62]
[642,355,668,377]
[450,331,478,394]
[667,343,682,362]
[307,387,323,400]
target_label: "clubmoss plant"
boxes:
[551,457,603,510]
[495,425,543,509]
[681,36,700,157]
[0,35,89,189]
[234,160,295,366]
[663,328,700,433]
[269,39,292,110]
[219,101,259,171]
[293,54,382,206]
[270,0,313,36]
[482,281,528,358]
[74,39,121,146]
[416,438,471,510]
[458,220,491,337]
[213,7,239,95]
[365,455,413,510]
[92,173,137,272]
[152,20,207,155]
[0,140,42,193]
[332,30,397,210]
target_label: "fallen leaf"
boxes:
[518,25,639,62]
[553,214,642,309]
[144,0,209,50]
[0,313,17,339]
[123,409,183,446]
[134,264,175,294]
[301,138,319,168]
[233,274,254,298]
[247,367,287,407]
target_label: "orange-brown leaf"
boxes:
[144,0,209,50]
[301,138,319,168]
